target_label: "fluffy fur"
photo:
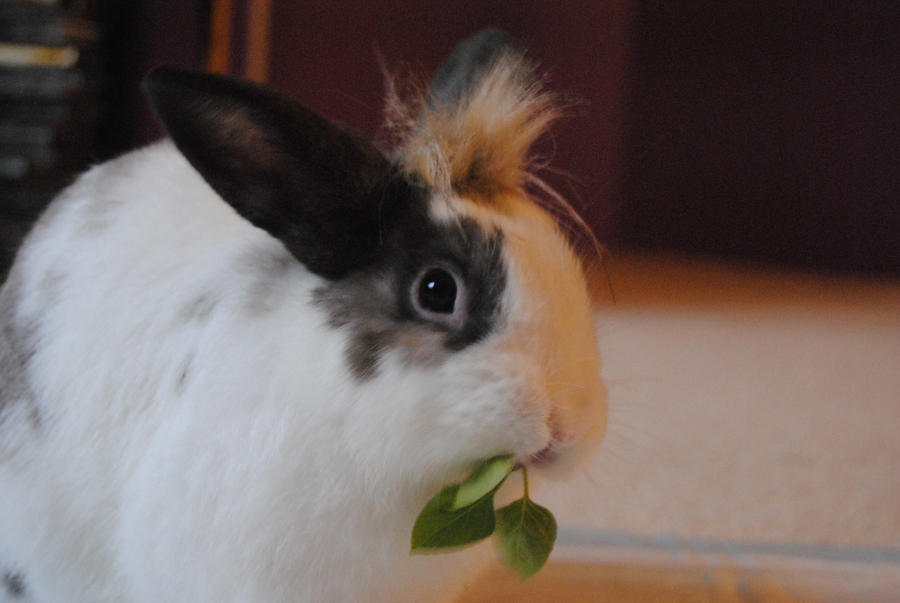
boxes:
[0,32,606,602]
[385,52,560,199]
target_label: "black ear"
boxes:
[144,67,404,279]
[427,29,523,109]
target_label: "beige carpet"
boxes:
[542,251,899,551]
[459,252,899,600]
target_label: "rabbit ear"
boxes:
[144,67,404,279]
[427,28,522,109]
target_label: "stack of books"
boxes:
[0,0,101,271]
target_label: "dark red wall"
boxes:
[121,1,898,275]
[620,3,898,274]
[101,1,208,154]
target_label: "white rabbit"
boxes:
[0,30,606,602]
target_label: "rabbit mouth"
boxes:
[526,422,564,466]
[527,442,559,466]
[525,415,572,467]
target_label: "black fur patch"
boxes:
[346,330,392,379]
[174,354,193,394]
[179,294,219,323]
[144,67,405,280]
[314,194,507,380]
[392,217,506,351]
[0,267,38,433]
[428,29,521,109]
[3,570,25,598]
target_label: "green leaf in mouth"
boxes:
[494,494,557,579]
[410,483,497,551]
[452,455,516,510]
[410,456,557,579]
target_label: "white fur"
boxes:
[0,141,604,601]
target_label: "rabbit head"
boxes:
[144,30,607,495]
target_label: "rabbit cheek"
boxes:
[498,228,607,471]
[498,339,604,475]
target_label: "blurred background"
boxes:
[1,0,897,599]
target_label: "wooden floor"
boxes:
[458,559,899,602]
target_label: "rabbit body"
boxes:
[1,142,488,602]
[0,31,606,602]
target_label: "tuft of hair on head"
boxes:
[383,49,561,201]
[381,35,610,296]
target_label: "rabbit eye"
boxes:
[412,266,465,326]
[418,269,456,313]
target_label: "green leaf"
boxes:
[452,455,515,510]
[410,483,497,552]
[494,496,558,579]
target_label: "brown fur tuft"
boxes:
[384,52,561,200]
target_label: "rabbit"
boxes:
[0,29,606,602]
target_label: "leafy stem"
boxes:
[410,455,557,579]
[521,464,530,501]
